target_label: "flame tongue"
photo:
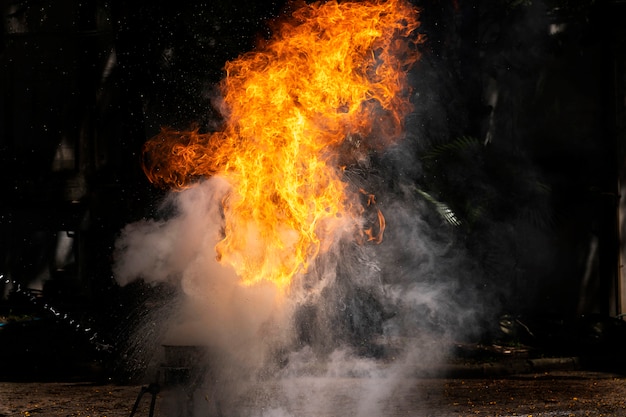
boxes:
[143,0,421,290]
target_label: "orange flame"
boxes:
[142,0,421,290]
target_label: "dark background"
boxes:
[1,0,626,380]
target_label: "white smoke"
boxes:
[111,8,481,410]
[112,164,480,416]
[114,176,291,353]
[113,178,230,287]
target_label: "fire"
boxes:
[142,0,421,290]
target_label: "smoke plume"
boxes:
[112,0,482,415]
[113,175,479,416]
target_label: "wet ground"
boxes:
[1,369,626,417]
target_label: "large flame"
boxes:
[142,0,421,290]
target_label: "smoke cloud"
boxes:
[112,166,480,416]
[111,1,485,415]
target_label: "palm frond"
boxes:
[421,136,483,163]
[413,187,461,227]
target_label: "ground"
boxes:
[1,370,626,417]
